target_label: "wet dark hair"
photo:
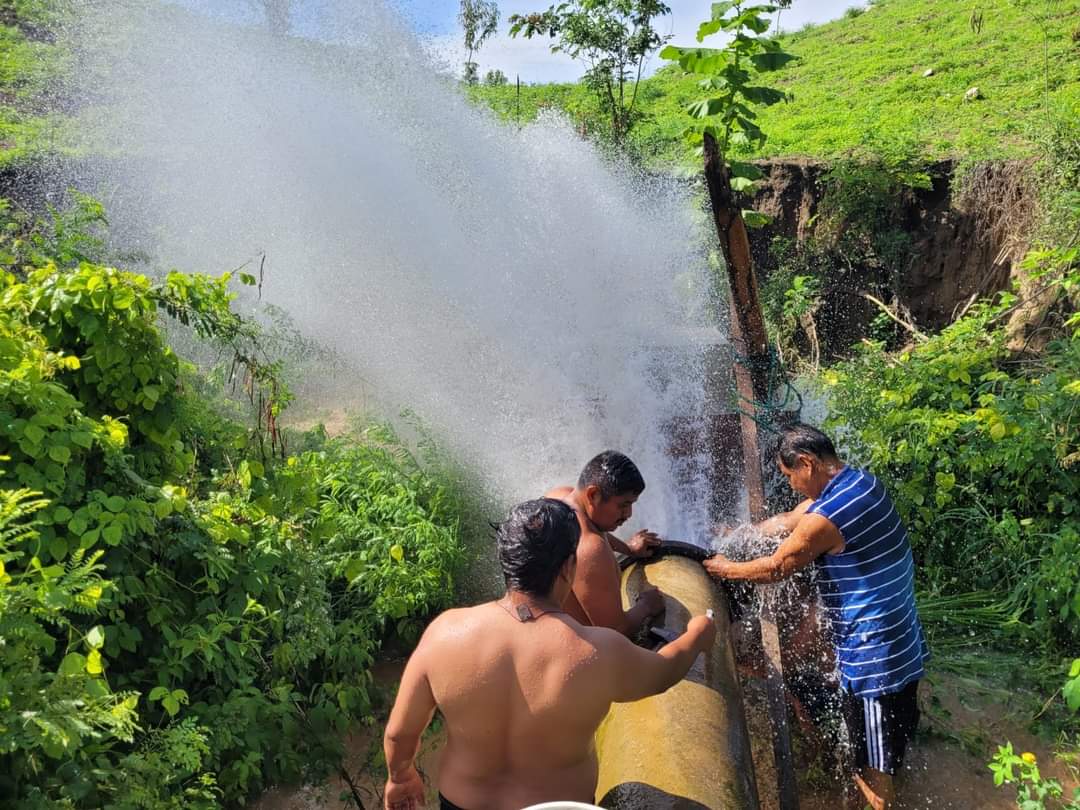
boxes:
[496,498,581,597]
[778,423,839,467]
[576,450,645,499]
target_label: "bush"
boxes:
[0,486,141,807]
[0,200,468,806]
[821,289,1080,651]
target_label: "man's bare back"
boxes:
[387,600,715,810]
[383,497,713,810]
[407,604,614,807]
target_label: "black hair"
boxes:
[778,423,839,467]
[576,450,645,499]
[496,498,581,597]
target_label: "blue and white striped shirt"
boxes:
[808,466,930,698]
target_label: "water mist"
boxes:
[69,0,722,540]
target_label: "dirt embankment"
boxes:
[746,158,1036,347]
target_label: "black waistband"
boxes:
[439,793,467,810]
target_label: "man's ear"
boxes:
[584,484,602,506]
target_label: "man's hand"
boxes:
[686,613,718,653]
[635,585,666,617]
[702,553,732,580]
[625,529,662,558]
[384,765,425,810]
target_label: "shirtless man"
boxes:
[382,498,716,810]
[545,451,665,635]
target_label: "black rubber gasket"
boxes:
[617,539,712,570]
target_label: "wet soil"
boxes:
[743,667,1079,810]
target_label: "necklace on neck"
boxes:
[497,594,567,623]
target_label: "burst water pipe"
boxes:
[594,543,760,809]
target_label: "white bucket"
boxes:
[520,803,604,810]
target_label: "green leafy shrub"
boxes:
[0,199,468,806]
[0,485,139,806]
[989,743,1080,810]
[821,291,1080,650]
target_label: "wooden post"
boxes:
[702,131,800,810]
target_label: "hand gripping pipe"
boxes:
[594,545,760,809]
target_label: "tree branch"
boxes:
[861,292,927,341]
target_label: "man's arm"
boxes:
[573,532,662,636]
[704,513,843,584]
[606,533,634,556]
[754,498,814,537]
[383,637,438,810]
[608,615,717,702]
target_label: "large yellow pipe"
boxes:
[594,554,759,809]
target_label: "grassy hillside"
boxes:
[472,0,1080,166]
[5,0,1076,170]
[0,0,68,168]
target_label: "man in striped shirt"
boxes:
[703,423,929,810]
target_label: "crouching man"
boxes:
[546,450,666,635]
[703,424,929,810]
[383,497,716,810]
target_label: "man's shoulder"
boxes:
[544,485,574,500]
[571,621,630,661]
[576,527,614,559]
[810,467,873,510]
[423,603,496,642]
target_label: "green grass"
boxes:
[5,0,1077,170]
[0,1,67,168]
[471,0,1080,166]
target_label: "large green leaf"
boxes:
[697,76,730,91]
[723,9,772,34]
[728,131,751,148]
[661,45,728,75]
[740,85,786,105]
[736,116,765,144]
[60,652,86,676]
[686,97,728,118]
[741,209,773,228]
[697,20,722,42]
[750,49,796,71]
[729,160,764,181]
[102,524,123,546]
[710,1,738,19]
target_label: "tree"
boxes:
[663,7,797,805]
[661,1,795,197]
[460,0,500,85]
[484,68,510,86]
[773,0,793,34]
[509,0,672,142]
[246,0,291,35]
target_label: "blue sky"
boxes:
[394,0,859,83]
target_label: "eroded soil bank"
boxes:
[747,158,1035,356]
